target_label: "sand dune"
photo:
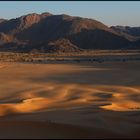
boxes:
[0,62,140,138]
[0,84,140,117]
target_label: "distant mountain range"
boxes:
[0,12,140,53]
[111,26,140,37]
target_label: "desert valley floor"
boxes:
[0,61,140,139]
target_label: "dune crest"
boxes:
[0,83,140,116]
[0,97,55,116]
[101,102,140,111]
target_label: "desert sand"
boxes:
[0,62,140,139]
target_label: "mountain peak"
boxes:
[19,13,41,29]
[15,12,52,30]
[40,12,53,17]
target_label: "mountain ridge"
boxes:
[0,12,139,53]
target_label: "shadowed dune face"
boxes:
[0,62,140,138]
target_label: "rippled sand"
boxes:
[0,62,140,138]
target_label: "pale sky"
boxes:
[0,1,140,27]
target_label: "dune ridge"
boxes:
[0,83,140,117]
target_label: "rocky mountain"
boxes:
[0,12,139,53]
[111,26,140,38]
[0,13,52,34]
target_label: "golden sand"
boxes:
[0,62,139,138]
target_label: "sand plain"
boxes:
[0,61,140,139]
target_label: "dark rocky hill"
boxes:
[0,13,139,53]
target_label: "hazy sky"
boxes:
[0,1,140,27]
